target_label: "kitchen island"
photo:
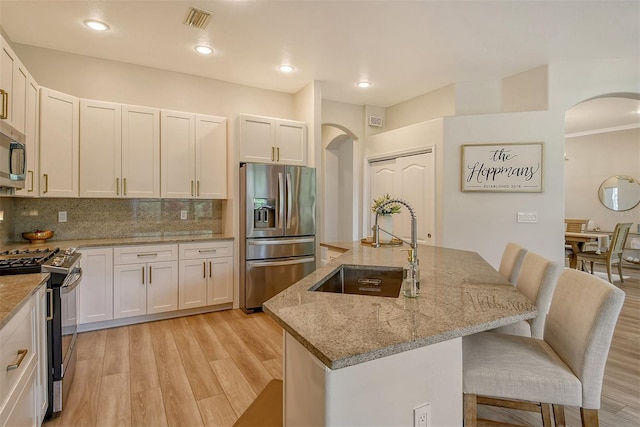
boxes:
[263,242,536,426]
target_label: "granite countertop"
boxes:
[0,273,50,330]
[0,234,234,251]
[263,241,537,370]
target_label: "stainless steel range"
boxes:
[0,247,82,418]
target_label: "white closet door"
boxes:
[369,151,435,246]
[395,153,435,246]
[370,159,400,238]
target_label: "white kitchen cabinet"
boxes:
[14,77,39,197]
[239,114,307,166]
[0,287,39,427]
[121,105,160,198]
[80,100,160,198]
[39,87,79,197]
[78,247,114,325]
[35,286,47,424]
[178,241,234,309]
[0,36,29,135]
[113,245,178,319]
[161,111,227,199]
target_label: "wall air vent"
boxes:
[368,116,384,128]
[184,7,212,29]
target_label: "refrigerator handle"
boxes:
[277,172,284,229]
[286,173,293,227]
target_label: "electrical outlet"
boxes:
[180,210,188,220]
[413,403,430,427]
[58,211,67,223]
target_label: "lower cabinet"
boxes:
[77,241,234,328]
[113,245,178,319]
[178,241,234,309]
[79,248,114,324]
[0,284,45,427]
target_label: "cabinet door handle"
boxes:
[271,146,275,161]
[6,349,28,371]
[43,173,49,193]
[277,147,280,162]
[28,170,34,192]
[0,89,8,120]
[203,261,206,278]
[123,178,127,196]
[196,180,200,197]
[149,266,152,284]
[142,266,145,284]
[209,261,212,278]
[46,289,53,321]
[116,178,120,196]
[191,180,194,197]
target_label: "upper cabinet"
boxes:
[161,111,227,199]
[79,100,160,198]
[39,88,79,197]
[0,37,29,134]
[239,114,307,166]
[14,77,39,197]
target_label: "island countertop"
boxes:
[263,242,537,370]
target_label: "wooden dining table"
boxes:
[565,231,610,268]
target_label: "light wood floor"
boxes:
[46,266,639,427]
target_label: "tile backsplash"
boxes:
[1,197,224,244]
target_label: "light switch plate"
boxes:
[517,212,537,223]
[180,210,188,220]
[58,211,67,223]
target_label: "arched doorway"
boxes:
[564,94,640,231]
[321,124,359,248]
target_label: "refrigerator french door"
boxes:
[240,163,316,313]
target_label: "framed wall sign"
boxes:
[461,142,543,192]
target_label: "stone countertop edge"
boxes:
[0,273,50,330]
[263,241,538,371]
[1,234,234,251]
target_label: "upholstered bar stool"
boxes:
[463,268,625,427]
[498,242,527,285]
[493,251,561,339]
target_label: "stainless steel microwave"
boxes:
[0,120,26,189]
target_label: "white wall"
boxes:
[565,128,640,231]
[442,111,565,268]
[385,84,455,131]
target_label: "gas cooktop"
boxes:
[0,247,61,275]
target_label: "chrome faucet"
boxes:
[372,198,418,264]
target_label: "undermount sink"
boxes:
[311,265,403,298]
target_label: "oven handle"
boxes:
[61,267,82,293]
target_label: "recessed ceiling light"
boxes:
[357,81,372,88]
[279,64,295,73]
[195,45,214,55]
[84,20,110,31]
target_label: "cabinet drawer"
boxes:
[0,297,36,407]
[179,241,233,260]
[114,244,178,265]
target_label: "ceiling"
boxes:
[566,96,640,135]
[1,0,639,110]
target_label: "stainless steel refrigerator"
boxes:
[240,163,316,313]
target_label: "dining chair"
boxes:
[492,251,561,339]
[564,218,589,267]
[463,268,625,427]
[498,242,527,285]
[564,218,589,233]
[577,222,633,283]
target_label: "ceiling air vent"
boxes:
[368,116,384,128]
[184,7,212,29]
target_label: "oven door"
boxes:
[54,267,82,414]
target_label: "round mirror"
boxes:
[598,175,640,211]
